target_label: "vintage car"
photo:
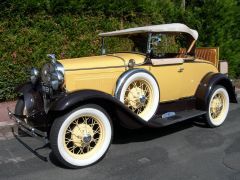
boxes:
[8,23,237,168]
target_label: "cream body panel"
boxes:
[149,64,182,102]
[180,59,218,97]
[64,68,125,95]
[150,59,218,102]
[60,53,145,94]
[58,53,145,70]
[59,52,218,103]
[59,55,125,70]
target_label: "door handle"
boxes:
[178,67,184,72]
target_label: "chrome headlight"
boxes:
[41,60,64,90]
[50,71,64,90]
[30,68,39,84]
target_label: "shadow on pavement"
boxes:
[113,117,207,144]
[12,116,209,169]
[49,152,71,169]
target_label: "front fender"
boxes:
[195,72,237,110]
[15,81,34,94]
[49,90,146,129]
[15,82,44,114]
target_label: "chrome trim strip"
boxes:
[65,65,128,71]
[64,63,147,72]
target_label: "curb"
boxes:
[0,101,17,140]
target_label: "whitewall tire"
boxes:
[50,104,112,168]
[116,71,159,121]
[205,85,230,127]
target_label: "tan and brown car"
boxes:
[8,23,237,168]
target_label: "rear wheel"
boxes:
[50,104,112,168]
[205,85,230,127]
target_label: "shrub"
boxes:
[0,0,239,101]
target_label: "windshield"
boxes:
[101,34,148,54]
[101,32,194,57]
[149,32,194,58]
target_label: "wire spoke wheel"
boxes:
[63,115,104,159]
[50,105,112,168]
[117,70,159,121]
[206,85,229,127]
[210,92,225,121]
[124,80,152,116]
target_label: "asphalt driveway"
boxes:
[0,102,240,180]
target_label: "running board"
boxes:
[148,109,206,127]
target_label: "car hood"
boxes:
[58,53,145,70]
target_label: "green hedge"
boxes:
[0,14,122,101]
[0,0,240,101]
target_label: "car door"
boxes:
[148,33,184,102]
[150,58,184,102]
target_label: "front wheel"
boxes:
[205,85,230,127]
[50,104,112,168]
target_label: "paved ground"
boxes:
[0,101,240,180]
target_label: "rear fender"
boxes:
[195,72,237,110]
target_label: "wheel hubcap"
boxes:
[82,134,92,144]
[139,95,147,105]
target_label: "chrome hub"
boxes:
[139,95,147,105]
[82,134,92,144]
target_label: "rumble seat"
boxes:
[178,47,219,67]
[195,47,219,67]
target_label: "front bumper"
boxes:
[7,108,48,144]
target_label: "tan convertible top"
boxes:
[99,23,198,40]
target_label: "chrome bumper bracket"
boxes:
[7,108,48,144]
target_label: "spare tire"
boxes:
[115,69,159,121]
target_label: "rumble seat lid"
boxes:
[99,23,198,40]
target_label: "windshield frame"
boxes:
[100,32,196,57]
[100,33,149,55]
